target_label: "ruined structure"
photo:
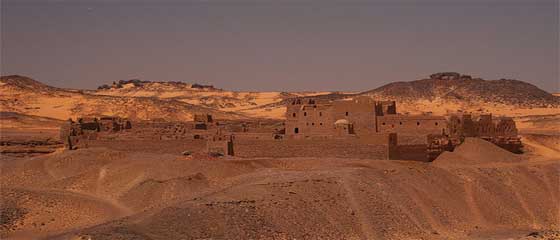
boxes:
[206,128,235,156]
[285,96,446,140]
[56,104,521,162]
[194,114,214,130]
[427,114,522,160]
[285,96,522,161]
[59,117,131,149]
[98,116,132,132]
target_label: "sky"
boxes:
[1,0,558,92]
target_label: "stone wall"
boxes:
[390,145,429,162]
[233,132,275,140]
[87,139,388,159]
[89,139,206,154]
[376,115,446,136]
[235,139,387,159]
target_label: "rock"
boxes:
[429,72,461,80]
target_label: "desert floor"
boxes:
[1,128,559,240]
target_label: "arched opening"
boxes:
[294,128,299,134]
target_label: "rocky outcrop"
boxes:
[97,79,215,90]
[361,72,559,107]
[429,72,473,80]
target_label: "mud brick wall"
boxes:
[397,134,429,145]
[233,133,275,140]
[376,115,446,137]
[390,145,428,162]
[89,140,206,154]
[235,139,387,159]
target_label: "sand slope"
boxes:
[1,142,558,240]
[433,138,526,166]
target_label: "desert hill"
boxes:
[363,72,558,107]
[354,73,560,130]
[0,75,246,121]
[1,74,559,125]
[91,79,333,119]
[90,72,559,120]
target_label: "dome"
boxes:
[334,119,350,125]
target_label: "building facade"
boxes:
[285,96,446,139]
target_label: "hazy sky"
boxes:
[1,0,558,92]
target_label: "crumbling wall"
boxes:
[495,117,518,137]
[375,101,397,116]
[120,121,208,140]
[206,135,234,156]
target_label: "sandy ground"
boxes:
[1,133,559,240]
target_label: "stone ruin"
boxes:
[56,102,522,162]
[285,96,446,140]
[194,114,214,130]
[98,116,132,132]
[427,113,522,160]
[205,128,234,157]
[59,116,131,150]
[284,96,522,161]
